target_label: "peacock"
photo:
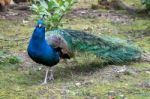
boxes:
[27,18,141,84]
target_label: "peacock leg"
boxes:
[42,67,49,85]
[48,67,54,81]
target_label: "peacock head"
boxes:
[37,20,44,28]
[37,14,46,28]
[33,19,45,38]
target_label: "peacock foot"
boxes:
[41,68,49,85]
[41,82,47,85]
[48,68,54,81]
[47,75,54,81]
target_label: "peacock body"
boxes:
[27,19,141,84]
[27,20,60,67]
[27,20,60,84]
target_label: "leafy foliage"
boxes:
[142,0,150,13]
[32,0,75,30]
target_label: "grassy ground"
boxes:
[0,0,150,99]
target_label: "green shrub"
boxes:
[142,0,150,13]
[7,56,20,64]
[32,0,75,30]
[0,51,21,64]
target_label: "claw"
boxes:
[48,76,54,81]
[41,82,47,85]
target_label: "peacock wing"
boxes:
[45,29,74,58]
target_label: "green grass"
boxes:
[0,19,33,52]
[0,0,150,98]
[0,61,150,99]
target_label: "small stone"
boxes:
[145,71,150,74]
[38,67,42,70]
[139,81,150,88]
[75,82,81,87]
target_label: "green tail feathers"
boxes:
[46,29,141,63]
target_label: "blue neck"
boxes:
[31,26,45,41]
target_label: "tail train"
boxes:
[46,29,141,64]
